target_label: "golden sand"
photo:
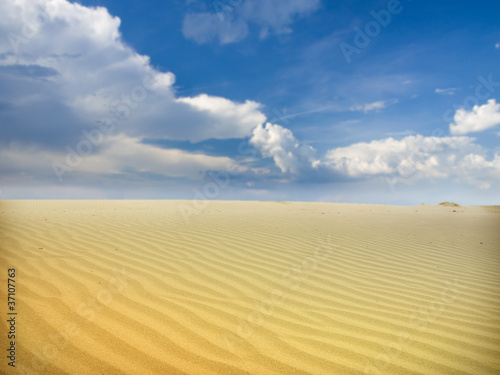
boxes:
[0,200,499,374]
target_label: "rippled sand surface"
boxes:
[1,200,499,374]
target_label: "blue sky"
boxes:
[0,0,499,204]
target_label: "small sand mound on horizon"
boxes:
[439,201,461,207]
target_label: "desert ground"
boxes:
[0,200,499,374]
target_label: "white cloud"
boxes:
[250,123,500,189]
[249,123,318,174]
[176,94,266,141]
[81,135,246,179]
[0,0,266,144]
[0,0,269,184]
[456,153,500,189]
[182,12,249,44]
[324,135,475,177]
[322,135,499,191]
[182,0,320,44]
[0,135,246,181]
[449,99,500,135]
[350,99,398,113]
[435,88,457,95]
[323,135,500,188]
[496,43,500,49]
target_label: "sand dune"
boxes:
[1,200,499,374]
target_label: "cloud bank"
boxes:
[0,0,266,184]
[250,123,500,189]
